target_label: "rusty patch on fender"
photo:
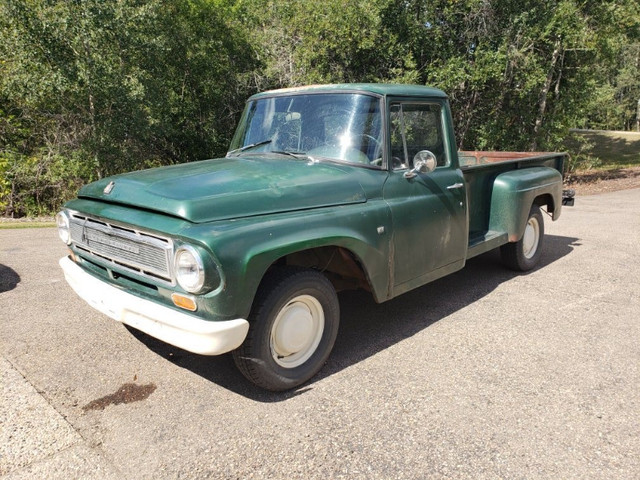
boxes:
[82,383,156,411]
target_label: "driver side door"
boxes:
[383,101,468,295]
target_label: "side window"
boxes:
[389,103,448,170]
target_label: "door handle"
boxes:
[447,182,464,190]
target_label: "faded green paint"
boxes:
[60,84,568,328]
[78,156,368,223]
[461,154,565,238]
[489,166,563,241]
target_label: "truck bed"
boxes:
[458,151,566,170]
[459,151,568,246]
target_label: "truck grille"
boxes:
[68,213,174,284]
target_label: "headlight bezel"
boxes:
[56,211,71,245]
[174,244,206,294]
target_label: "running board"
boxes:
[467,231,509,259]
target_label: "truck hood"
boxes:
[78,156,367,223]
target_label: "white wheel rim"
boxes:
[270,295,325,368]
[522,216,540,259]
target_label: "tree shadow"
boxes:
[568,167,640,184]
[127,234,580,402]
[0,264,21,293]
[567,130,640,166]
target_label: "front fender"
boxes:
[191,201,392,319]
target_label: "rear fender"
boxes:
[489,167,563,242]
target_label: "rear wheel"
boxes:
[501,205,545,271]
[232,267,340,391]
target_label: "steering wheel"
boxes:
[391,156,407,169]
[353,134,382,157]
[370,156,407,169]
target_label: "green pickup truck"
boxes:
[57,84,572,390]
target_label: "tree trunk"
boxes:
[532,38,562,150]
[457,89,479,150]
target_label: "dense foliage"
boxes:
[1,0,639,216]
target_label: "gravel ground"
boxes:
[1,188,639,479]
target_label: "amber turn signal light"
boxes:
[171,293,197,312]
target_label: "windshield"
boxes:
[228,93,383,166]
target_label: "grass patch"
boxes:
[566,129,640,170]
[0,221,56,229]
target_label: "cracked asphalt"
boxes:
[1,188,639,479]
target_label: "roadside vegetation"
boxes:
[563,129,640,194]
[0,219,55,229]
[566,130,640,170]
[1,0,639,217]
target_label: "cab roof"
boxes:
[248,83,448,100]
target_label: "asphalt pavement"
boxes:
[1,188,639,479]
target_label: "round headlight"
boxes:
[56,211,71,245]
[174,245,205,293]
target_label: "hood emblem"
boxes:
[103,181,115,195]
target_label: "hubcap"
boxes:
[270,295,324,368]
[522,216,540,259]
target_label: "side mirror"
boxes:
[404,150,437,179]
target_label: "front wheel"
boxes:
[501,205,545,271]
[232,267,340,391]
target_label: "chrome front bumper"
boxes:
[59,256,249,355]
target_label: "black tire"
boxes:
[232,267,340,391]
[501,205,545,271]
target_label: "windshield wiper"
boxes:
[270,150,307,159]
[226,139,272,157]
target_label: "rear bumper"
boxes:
[59,256,249,355]
[562,189,575,206]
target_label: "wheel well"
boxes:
[534,193,555,215]
[268,246,371,293]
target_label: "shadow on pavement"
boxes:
[127,234,580,402]
[0,264,21,293]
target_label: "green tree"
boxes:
[1,0,638,216]
[384,0,639,151]
[236,0,417,88]
[0,0,257,216]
